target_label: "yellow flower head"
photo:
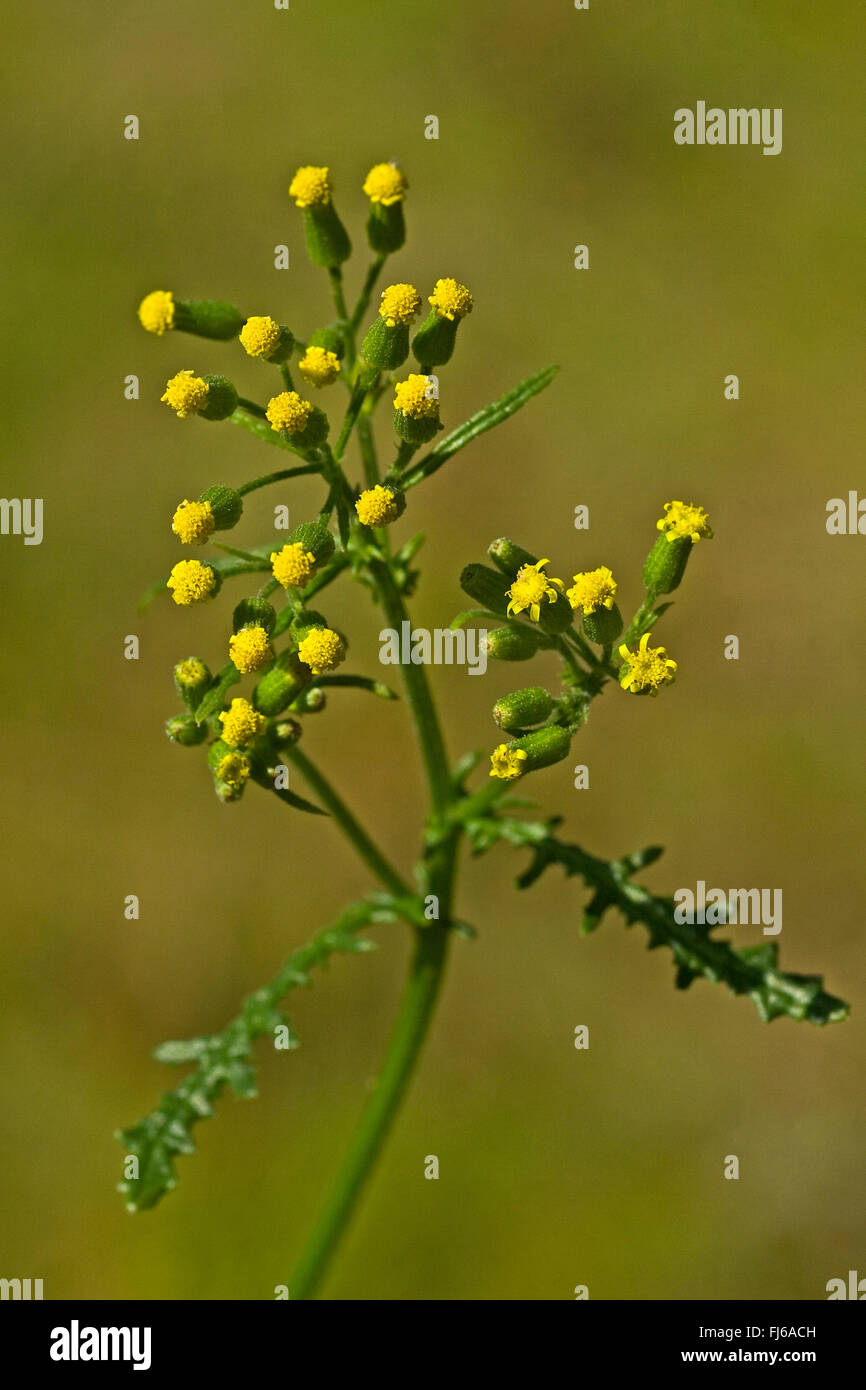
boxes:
[219,697,265,749]
[172,499,215,546]
[266,391,314,435]
[298,627,345,675]
[618,632,677,695]
[216,751,250,791]
[429,278,473,321]
[567,565,618,615]
[229,625,274,674]
[657,500,713,544]
[393,374,439,419]
[298,345,341,387]
[289,165,332,208]
[362,162,408,206]
[355,485,400,528]
[239,316,282,359]
[161,370,209,419]
[489,743,528,781]
[378,283,422,327]
[175,657,209,690]
[270,542,317,590]
[138,290,175,335]
[166,559,217,605]
[506,559,564,623]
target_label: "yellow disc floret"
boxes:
[289,165,332,208]
[219,697,265,749]
[298,345,341,387]
[240,316,282,359]
[355,485,400,528]
[138,290,175,335]
[266,391,314,436]
[618,632,677,695]
[378,283,422,327]
[657,500,713,544]
[429,278,473,321]
[270,543,317,590]
[166,559,217,605]
[506,560,564,623]
[229,626,274,674]
[567,565,618,614]
[393,374,439,419]
[489,744,528,780]
[362,162,408,206]
[297,627,345,675]
[216,751,250,791]
[172,499,215,546]
[161,370,209,419]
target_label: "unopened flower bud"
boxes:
[484,625,543,661]
[493,686,554,731]
[488,537,539,578]
[165,712,208,746]
[173,657,212,709]
[459,563,512,616]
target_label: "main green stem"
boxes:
[289,563,457,1300]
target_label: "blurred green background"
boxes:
[1,0,863,1300]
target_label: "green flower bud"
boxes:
[292,685,326,713]
[289,520,335,565]
[273,718,302,747]
[199,375,238,421]
[487,537,539,578]
[173,657,212,710]
[200,485,243,530]
[253,651,309,716]
[362,316,410,371]
[642,534,691,597]
[289,608,329,642]
[308,326,345,360]
[165,712,208,746]
[493,686,554,731]
[510,724,572,773]
[207,739,251,802]
[412,310,458,371]
[292,406,331,450]
[484,625,544,661]
[303,204,352,268]
[393,406,440,444]
[538,591,574,635]
[582,603,623,645]
[459,563,512,617]
[233,597,277,636]
[172,298,245,340]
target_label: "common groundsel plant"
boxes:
[120,160,849,1298]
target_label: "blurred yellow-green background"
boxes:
[1,0,863,1299]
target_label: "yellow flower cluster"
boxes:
[298,627,345,675]
[289,165,332,208]
[618,633,677,695]
[657,500,713,544]
[266,391,313,435]
[215,751,250,791]
[567,565,617,614]
[271,543,317,590]
[506,560,563,623]
[138,290,175,335]
[379,283,422,327]
[363,162,408,205]
[298,345,340,387]
[429,278,473,321]
[355,486,400,528]
[239,316,282,359]
[229,626,273,674]
[489,744,528,780]
[161,370,208,418]
[393,374,438,419]
[172,499,215,546]
[219,698,265,749]
[167,559,216,605]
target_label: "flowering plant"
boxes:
[120,160,848,1298]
